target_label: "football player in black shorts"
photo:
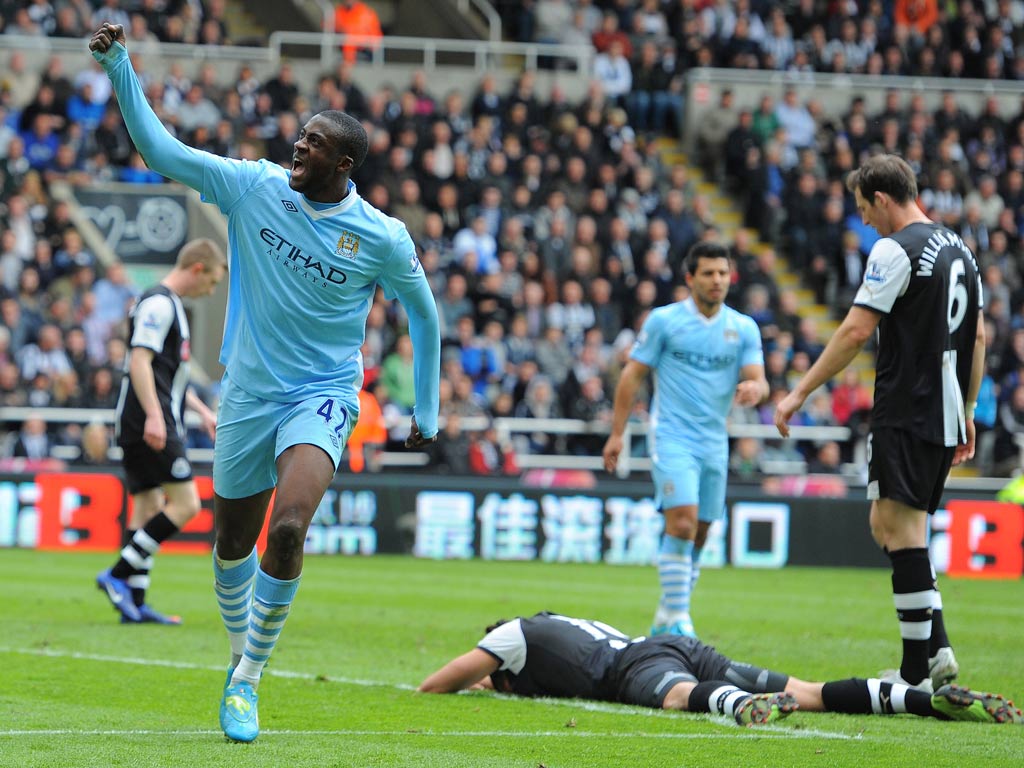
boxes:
[775,155,985,692]
[419,612,1020,725]
[96,239,226,624]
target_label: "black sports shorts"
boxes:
[119,437,193,494]
[612,636,788,708]
[867,427,954,514]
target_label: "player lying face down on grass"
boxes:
[418,612,1022,726]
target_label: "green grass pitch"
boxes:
[1,549,1022,767]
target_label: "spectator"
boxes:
[1,51,40,110]
[427,411,472,474]
[453,215,499,275]
[468,421,518,475]
[91,261,138,326]
[379,333,417,412]
[453,315,499,398]
[626,40,681,137]
[74,420,112,466]
[0,361,25,407]
[995,382,1024,475]
[729,436,764,480]
[513,374,564,453]
[774,89,816,151]
[83,365,117,409]
[20,114,60,172]
[566,375,612,455]
[16,322,70,381]
[435,272,473,340]
[346,382,387,473]
[332,0,383,63]
[807,440,844,474]
[592,11,632,57]
[176,83,221,135]
[533,0,573,44]
[593,40,632,105]
[387,178,429,244]
[964,174,1006,230]
[12,415,51,460]
[262,62,299,114]
[66,82,105,131]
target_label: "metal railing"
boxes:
[267,30,592,71]
[7,406,1017,487]
[3,406,848,474]
[456,0,503,42]
[0,30,592,74]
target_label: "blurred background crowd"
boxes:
[1,0,1024,478]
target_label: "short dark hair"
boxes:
[318,110,368,169]
[684,241,731,276]
[485,618,508,634]
[845,154,918,204]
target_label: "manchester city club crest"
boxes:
[336,230,361,259]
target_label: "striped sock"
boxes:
[690,546,703,595]
[889,547,933,685]
[696,684,753,720]
[658,534,694,624]
[214,547,257,668]
[821,677,933,717]
[928,563,950,653]
[111,513,179,606]
[233,567,301,688]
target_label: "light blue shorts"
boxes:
[650,448,727,522]
[213,373,359,499]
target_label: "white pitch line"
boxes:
[0,646,855,741]
[0,646,413,690]
[0,729,843,740]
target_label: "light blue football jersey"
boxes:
[94,42,440,436]
[630,298,763,456]
[201,162,422,401]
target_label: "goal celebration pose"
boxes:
[90,23,440,742]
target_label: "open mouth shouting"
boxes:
[291,153,305,181]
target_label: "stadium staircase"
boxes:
[654,137,876,383]
[220,1,272,46]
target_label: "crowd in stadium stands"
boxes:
[1,0,1024,476]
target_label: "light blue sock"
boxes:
[658,534,694,621]
[213,547,257,668]
[233,567,301,688]
[691,546,703,595]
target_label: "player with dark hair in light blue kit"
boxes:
[603,242,769,639]
[90,23,440,742]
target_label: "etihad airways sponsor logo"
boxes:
[260,227,348,287]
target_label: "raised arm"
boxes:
[89,23,208,190]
